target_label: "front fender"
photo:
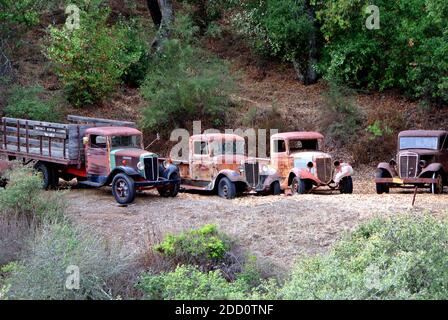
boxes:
[211,169,246,190]
[290,168,321,185]
[262,172,281,187]
[107,166,141,184]
[377,162,396,177]
[420,163,444,177]
[160,163,179,179]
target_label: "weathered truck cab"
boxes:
[80,126,180,203]
[175,133,281,199]
[270,132,353,194]
[375,130,448,194]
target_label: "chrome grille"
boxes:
[244,162,259,187]
[399,154,418,178]
[316,157,332,183]
[144,157,159,181]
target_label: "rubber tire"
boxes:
[375,169,390,194]
[431,172,444,195]
[34,162,56,190]
[111,173,136,205]
[291,177,312,194]
[271,181,281,195]
[158,172,180,197]
[339,176,353,194]
[217,177,236,199]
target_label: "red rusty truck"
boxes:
[173,133,281,199]
[269,132,353,194]
[0,115,180,204]
[375,130,448,194]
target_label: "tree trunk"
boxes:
[146,0,174,52]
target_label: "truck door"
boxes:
[85,134,110,179]
[441,134,448,173]
[270,138,292,178]
[190,139,213,181]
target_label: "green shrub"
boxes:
[45,8,140,106]
[140,14,234,131]
[4,86,61,122]
[320,82,363,146]
[4,222,130,300]
[137,264,279,300]
[281,215,448,300]
[154,224,231,266]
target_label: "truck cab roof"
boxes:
[85,126,142,136]
[398,130,447,138]
[271,132,324,140]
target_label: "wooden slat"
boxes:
[2,117,69,130]
[3,126,68,139]
[67,115,136,127]
[4,135,66,149]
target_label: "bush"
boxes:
[281,215,448,300]
[4,222,130,300]
[154,224,231,268]
[320,82,364,146]
[0,167,65,265]
[140,14,235,131]
[4,85,61,122]
[45,8,140,106]
[137,264,279,300]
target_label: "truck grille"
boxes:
[245,162,259,187]
[316,157,332,184]
[399,153,418,178]
[144,157,159,181]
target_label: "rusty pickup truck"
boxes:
[173,133,281,199]
[0,115,180,204]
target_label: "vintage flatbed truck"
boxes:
[0,115,180,204]
[375,130,448,194]
[173,133,281,199]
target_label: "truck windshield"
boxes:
[399,137,439,150]
[289,139,319,152]
[213,141,245,155]
[111,135,142,149]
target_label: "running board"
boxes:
[78,181,105,188]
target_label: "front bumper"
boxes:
[375,177,437,185]
[134,177,181,188]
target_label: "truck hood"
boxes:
[111,148,156,158]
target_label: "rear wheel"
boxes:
[271,181,281,195]
[217,177,236,199]
[112,173,136,204]
[34,162,58,190]
[339,176,353,194]
[431,172,443,194]
[375,169,390,194]
[158,172,180,197]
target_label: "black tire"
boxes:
[111,173,136,204]
[158,172,180,197]
[271,181,281,195]
[34,162,56,190]
[217,177,236,199]
[339,176,353,194]
[375,169,390,194]
[291,177,312,194]
[431,172,444,195]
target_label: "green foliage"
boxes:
[0,0,41,35]
[179,0,234,30]
[0,166,65,223]
[4,222,129,300]
[321,82,363,145]
[154,224,230,265]
[317,0,448,104]
[140,14,234,131]
[281,215,448,300]
[366,120,393,139]
[5,86,61,122]
[137,264,279,300]
[45,8,140,106]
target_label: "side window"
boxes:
[193,141,208,155]
[90,135,107,149]
[273,139,286,153]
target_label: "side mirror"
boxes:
[83,137,89,146]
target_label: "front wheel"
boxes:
[431,172,444,194]
[158,173,180,197]
[339,176,353,194]
[291,177,312,194]
[375,169,390,194]
[271,181,281,195]
[217,177,236,199]
[112,173,136,204]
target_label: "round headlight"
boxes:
[262,165,268,173]
[307,161,314,169]
[389,159,397,166]
[137,161,145,171]
[419,160,427,168]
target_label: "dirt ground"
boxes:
[65,172,448,270]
